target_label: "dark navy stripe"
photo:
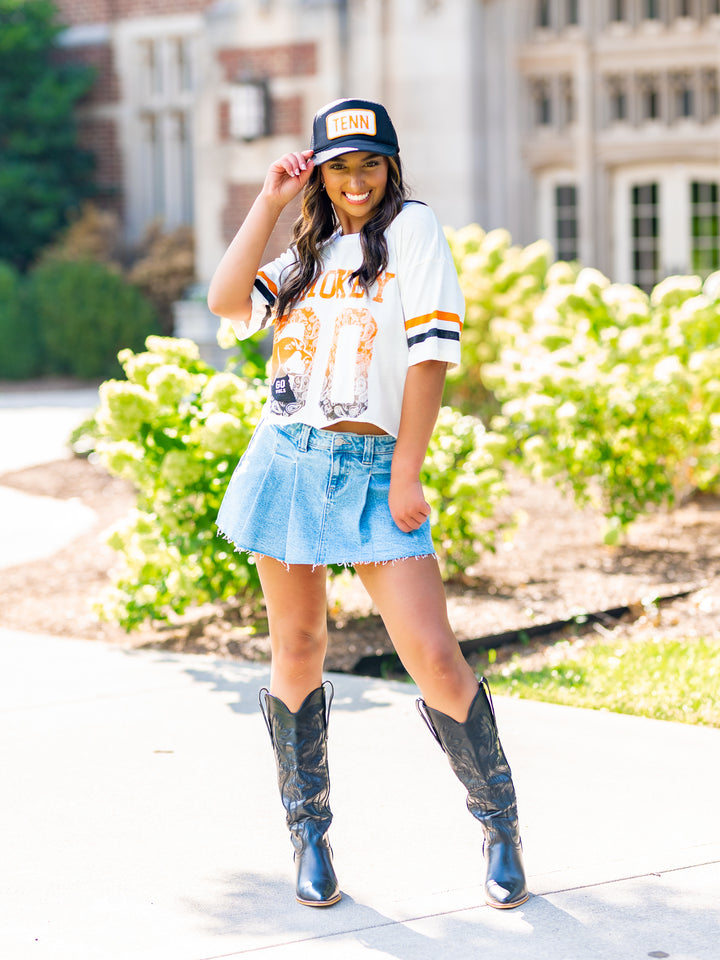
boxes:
[407,328,460,348]
[254,277,275,305]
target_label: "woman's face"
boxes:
[320,151,390,234]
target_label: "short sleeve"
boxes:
[230,247,298,341]
[393,204,464,368]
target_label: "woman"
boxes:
[207,98,528,910]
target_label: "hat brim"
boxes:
[313,141,398,165]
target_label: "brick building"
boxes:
[58,0,720,295]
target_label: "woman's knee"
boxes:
[413,635,469,685]
[271,625,327,668]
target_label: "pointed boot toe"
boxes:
[484,846,528,908]
[294,827,341,907]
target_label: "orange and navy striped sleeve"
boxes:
[393,203,465,367]
[240,248,298,339]
[405,310,463,351]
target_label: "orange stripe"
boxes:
[405,310,463,332]
[258,271,277,296]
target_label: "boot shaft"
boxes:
[259,683,334,829]
[417,679,518,824]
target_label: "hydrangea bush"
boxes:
[443,224,559,412]
[483,268,720,540]
[92,233,720,630]
[93,336,265,629]
[93,334,511,630]
[422,407,513,576]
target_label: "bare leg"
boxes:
[256,556,329,712]
[355,556,478,721]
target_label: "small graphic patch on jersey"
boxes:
[271,374,297,404]
[326,109,377,141]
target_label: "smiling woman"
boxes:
[320,152,389,234]
[207,96,528,912]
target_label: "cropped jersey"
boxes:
[235,201,464,437]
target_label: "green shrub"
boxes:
[127,222,195,335]
[0,0,95,270]
[0,261,43,378]
[93,336,266,630]
[422,407,513,576]
[484,268,720,539]
[444,224,558,412]
[92,333,512,630]
[28,259,159,378]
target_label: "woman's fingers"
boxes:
[262,151,315,205]
[390,493,431,533]
[276,151,315,179]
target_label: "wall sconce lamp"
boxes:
[229,76,271,141]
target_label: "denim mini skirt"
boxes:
[216,419,435,566]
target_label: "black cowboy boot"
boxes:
[259,682,341,907]
[417,678,528,909]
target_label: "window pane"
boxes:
[537,0,552,27]
[555,184,579,260]
[631,182,660,291]
[691,181,720,275]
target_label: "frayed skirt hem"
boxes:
[216,526,437,571]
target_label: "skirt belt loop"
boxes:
[362,434,374,465]
[298,423,312,453]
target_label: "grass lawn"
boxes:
[481,634,720,727]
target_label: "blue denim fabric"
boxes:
[216,420,435,566]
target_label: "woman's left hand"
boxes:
[389,476,431,533]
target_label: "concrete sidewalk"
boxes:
[0,385,99,473]
[1,628,718,960]
[1,385,719,958]
[0,386,99,568]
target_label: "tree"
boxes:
[0,0,96,270]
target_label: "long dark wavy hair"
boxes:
[274,155,408,319]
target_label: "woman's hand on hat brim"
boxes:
[262,150,316,208]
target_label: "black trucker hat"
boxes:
[311,98,399,165]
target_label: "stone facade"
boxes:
[517,0,720,285]
[57,0,720,290]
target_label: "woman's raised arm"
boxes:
[207,150,315,327]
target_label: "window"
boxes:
[613,89,628,120]
[168,111,194,225]
[610,0,627,20]
[170,36,194,93]
[556,185,580,260]
[608,76,629,121]
[537,0,552,27]
[672,74,694,118]
[561,75,575,126]
[691,181,720,274]
[140,113,165,220]
[640,76,661,120]
[632,183,661,291]
[132,34,196,232]
[533,79,553,125]
[566,0,580,25]
[229,80,271,141]
[703,69,720,119]
[139,39,163,97]
[644,0,662,18]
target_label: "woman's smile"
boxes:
[321,151,389,232]
[344,190,371,204]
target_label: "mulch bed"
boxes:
[1,456,718,675]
